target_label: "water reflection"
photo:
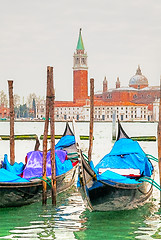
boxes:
[1,190,161,239]
[134,200,161,240]
[0,188,86,240]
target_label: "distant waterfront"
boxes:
[0,118,158,123]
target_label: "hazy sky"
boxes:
[0,0,161,102]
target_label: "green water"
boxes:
[0,122,160,239]
[0,188,161,240]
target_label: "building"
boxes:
[0,104,10,119]
[95,65,160,106]
[36,29,160,122]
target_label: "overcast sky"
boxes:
[0,0,161,102]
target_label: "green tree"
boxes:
[32,98,36,118]
[20,104,29,118]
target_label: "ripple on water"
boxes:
[0,191,86,240]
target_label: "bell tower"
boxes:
[73,29,88,102]
[103,76,108,93]
[116,77,120,89]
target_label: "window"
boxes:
[76,58,79,64]
[107,94,112,99]
[81,58,86,64]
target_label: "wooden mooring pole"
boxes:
[158,76,161,201]
[42,66,51,205]
[8,80,15,165]
[88,78,94,163]
[112,110,116,141]
[49,66,57,206]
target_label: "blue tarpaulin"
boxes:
[3,154,25,175]
[92,138,153,185]
[55,135,75,150]
[0,168,29,182]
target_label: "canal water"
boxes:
[0,121,161,240]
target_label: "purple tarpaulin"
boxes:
[23,150,73,180]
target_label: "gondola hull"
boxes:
[0,164,77,208]
[79,154,154,211]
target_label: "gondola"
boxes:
[78,120,154,211]
[0,122,79,208]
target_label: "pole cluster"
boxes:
[42,66,56,206]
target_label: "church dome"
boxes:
[129,65,148,89]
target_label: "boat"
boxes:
[0,122,79,208]
[78,120,154,211]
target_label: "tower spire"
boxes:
[76,28,85,51]
[103,76,108,92]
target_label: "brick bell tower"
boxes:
[73,29,88,102]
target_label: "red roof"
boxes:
[55,100,147,107]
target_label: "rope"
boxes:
[82,153,89,163]
[67,152,79,161]
[138,176,161,191]
[29,176,52,187]
[146,154,158,162]
[67,152,78,156]
[67,152,89,163]
[68,156,78,160]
